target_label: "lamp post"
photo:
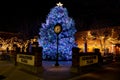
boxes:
[54,23,62,66]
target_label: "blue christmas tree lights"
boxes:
[39,2,77,60]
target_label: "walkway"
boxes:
[0,61,120,80]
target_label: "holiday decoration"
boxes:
[39,2,77,60]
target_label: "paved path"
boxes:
[69,62,120,80]
[0,61,120,80]
[0,61,74,80]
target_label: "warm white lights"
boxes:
[56,2,63,6]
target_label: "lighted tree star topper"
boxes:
[56,2,63,6]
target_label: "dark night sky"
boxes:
[0,0,120,36]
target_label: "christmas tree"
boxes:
[39,2,77,60]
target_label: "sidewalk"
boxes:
[1,61,120,80]
[0,61,77,80]
[0,61,40,80]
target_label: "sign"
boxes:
[79,55,98,67]
[17,54,35,66]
